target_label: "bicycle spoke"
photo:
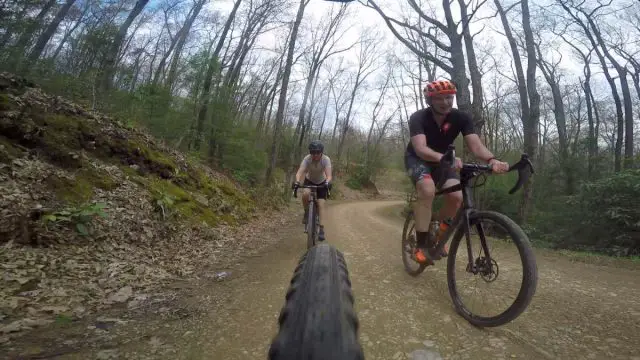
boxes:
[452,217,524,320]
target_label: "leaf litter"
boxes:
[0,72,297,350]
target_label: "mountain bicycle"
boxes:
[268,243,364,360]
[402,144,538,327]
[293,183,330,249]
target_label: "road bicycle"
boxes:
[402,144,538,327]
[293,183,330,249]
[268,243,364,360]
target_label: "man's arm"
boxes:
[408,112,443,162]
[324,157,333,183]
[295,157,308,183]
[411,134,445,162]
[459,112,494,162]
[464,134,495,162]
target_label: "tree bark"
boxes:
[190,0,242,151]
[98,0,150,92]
[264,0,310,185]
[27,0,78,64]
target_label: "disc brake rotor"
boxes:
[474,256,499,282]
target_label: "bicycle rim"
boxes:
[446,210,538,327]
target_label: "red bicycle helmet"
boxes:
[424,80,457,97]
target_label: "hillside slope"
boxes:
[0,72,284,343]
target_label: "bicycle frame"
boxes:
[305,187,319,235]
[293,184,330,247]
[414,145,534,272]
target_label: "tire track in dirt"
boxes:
[329,200,640,360]
[16,200,639,360]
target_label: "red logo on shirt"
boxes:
[442,122,451,133]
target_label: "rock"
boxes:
[194,194,208,206]
[96,349,118,359]
[410,349,443,360]
[106,286,132,304]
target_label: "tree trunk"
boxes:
[264,0,310,185]
[27,0,78,64]
[585,15,633,169]
[190,0,242,151]
[458,0,483,131]
[98,0,150,92]
[521,0,539,223]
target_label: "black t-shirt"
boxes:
[406,107,476,156]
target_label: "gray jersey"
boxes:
[301,154,331,184]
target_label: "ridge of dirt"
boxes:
[10,200,638,360]
[0,71,289,348]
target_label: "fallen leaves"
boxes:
[0,72,298,347]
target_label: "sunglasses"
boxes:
[310,151,322,155]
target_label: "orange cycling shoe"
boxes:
[414,247,440,264]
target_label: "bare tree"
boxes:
[557,0,630,171]
[336,31,379,167]
[364,0,488,130]
[493,0,539,220]
[26,0,79,65]
[190,0,242,151]
[264,0,311,185]
[99,0,151,92]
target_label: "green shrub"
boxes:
[531,169,640,256]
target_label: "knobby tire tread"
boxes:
[446,210,538,327]
[269,243,364,360]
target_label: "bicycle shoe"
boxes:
[318,226,325,241]
[414,247,436,265]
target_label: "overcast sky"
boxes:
[191,0,636,132]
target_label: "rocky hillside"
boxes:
[0,72,280,344]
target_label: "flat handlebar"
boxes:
[292,183,331,198]
[425,145,535,194]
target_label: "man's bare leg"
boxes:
[434,178,462,256]
[438,178,462,220]
[414,178,436,248]
[301,189,311,224]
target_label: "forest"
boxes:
[1,0,638,256]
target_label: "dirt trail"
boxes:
[5,201,640,360]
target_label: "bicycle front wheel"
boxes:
[446,210,538,327]
[268,243,364,360]
[306,203,316,249]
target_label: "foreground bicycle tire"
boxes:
[268,243,364,360]
[446,210,538,327]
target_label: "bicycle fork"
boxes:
[304,200,315,234]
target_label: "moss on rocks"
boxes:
[45,166,118,205]
[0,72,257,232]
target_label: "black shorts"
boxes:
[303,178,329,199]
[404,152,459,188]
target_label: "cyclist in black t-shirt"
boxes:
[405,80,510,264]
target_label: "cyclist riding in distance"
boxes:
[405,79,510,264]
[293,140,333,241]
